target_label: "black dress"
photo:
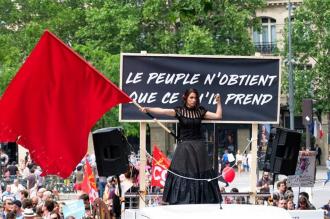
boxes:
[162,105,222,204]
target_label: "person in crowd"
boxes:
[222,150,229,170]
[270,193,279,207]
[226,134,235,154]
[13,200,24,219]
[321,200,330,217]
[0,149,9,171]
[235,150,243,174]
[33,166,43,190]
[7,161,19,178]
[103,176,116,210]
[21,162,30,181]
[277,197,287,209]
[242,152,250,172]
[297,196,314,210]
[256,171,272,194]
[79,193,92,218]
[19,190,29,202]
[50,201,61,219]
[36,188,46,207]
[27,168,37,196]
[22,208,37,219]
[230,187,245,204]
[324,155,330,186]
[287,199,295,210]
[73,165,84,192]
[140,88,222,204]
[1,198,14,219]
[315,144,322,165]
[22,198,33,210]
[11,179,26,200]
[260,125,269,147]
[42,199,55,218]
[284,190,295,208]
[1,185,15,202]
[98,176,107,198]
[24,152,30,165]
[298,192,316,210]
[31,196,39,212]
[6,211,16,219]
[273,180,287,199]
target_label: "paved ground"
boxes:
[223,165,329,208]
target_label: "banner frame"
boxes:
[119,53,282,124]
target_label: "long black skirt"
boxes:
[162,140,222,204]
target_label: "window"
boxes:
[253,17,277,54]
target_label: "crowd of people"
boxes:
[1,139,329,218]
[0,149,68,218]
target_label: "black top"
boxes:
[174,105,207,140]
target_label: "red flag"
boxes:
[319,123,324,138]
[81,159,98,202]
[151,145,171,187]
[0,30,132,178]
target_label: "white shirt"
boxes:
[10,183,25,194]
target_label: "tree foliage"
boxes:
[282,0,330,114]
[0,0,266,136]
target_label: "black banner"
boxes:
[120,54,280,123]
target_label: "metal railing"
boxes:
[0,175,75,194]
[124,192,272,208]
[254,42,277,54]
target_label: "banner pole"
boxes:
[139,122,147,208]
[131,101,179,141]
[249,123,258,204]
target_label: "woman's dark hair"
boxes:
[182,88,200,107]
[297,196,311,209]
[45,200,55,212]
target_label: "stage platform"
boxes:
[124,204,293,219]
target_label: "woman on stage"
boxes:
[141,88,222,204]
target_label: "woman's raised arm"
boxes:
[204,94,222,120]
[140,107,176,117]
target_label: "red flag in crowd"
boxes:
[0,30,132,178]
[319,123,324,139]
[313,120,324,139]
[81,159,98,202]
[151,145,171,187]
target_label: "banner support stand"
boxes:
[249,123,258,204]
[139,122,147,208]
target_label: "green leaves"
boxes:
[179,25,215,55]
[283,0,330,113]
[0,0,269,135]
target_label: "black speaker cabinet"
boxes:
[92,127,129,177]
[262,128,277,172]
[264,128,301,175]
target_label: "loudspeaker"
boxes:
[92,127,129,177]
[262,128,277,172]
[263,128,301,175]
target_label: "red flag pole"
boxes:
[131,101,179,141]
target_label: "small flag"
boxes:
[81,159,98,202]
[151,145,171,187]
[313,121,317,138]
[319,122,324,139]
